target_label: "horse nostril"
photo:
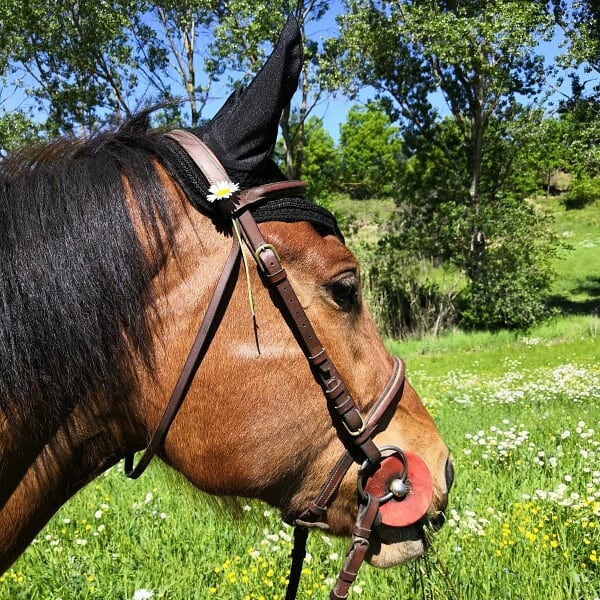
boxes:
[445,457,455,492]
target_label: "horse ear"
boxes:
[202,16,302,171]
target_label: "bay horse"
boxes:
[0,18,453,599]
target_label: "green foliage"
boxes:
[361,247,459,338]
[0,112,39,156]
[558,98,600,177]
[338,102,402,199]
[334,0,552,147]
[459,199,559,329]
[0,0,143,133]
[501,109,568,197]
[345,112,561,332]
[553,0,600,89]
[564,174,600,208]
[0,0,335,142]
[299,117,340,202]
[332,0,558,330]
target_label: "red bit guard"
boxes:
[363,450,434,527]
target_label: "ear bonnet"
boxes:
[156,17,342,239]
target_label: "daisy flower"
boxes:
[207,180,240,202]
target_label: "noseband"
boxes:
[125,130,430,600]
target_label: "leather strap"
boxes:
[165,130,229,184]
[295,357,405,527]
[330,494,381,600]
[166,131,383,464]
[125,236,241,478]
[231,207,381,463]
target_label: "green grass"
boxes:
[540,195,600,312]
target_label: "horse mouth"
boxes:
[366,522,427,568]
[366,511,445,568]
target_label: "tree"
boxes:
[0,1,334,177]
[332,0,559,329]
[0,0,144,134]
[338,102,402,199]
[0,112,40,157]
[551,0,600,90]
[298,116,340,201]
[138,0,230,128]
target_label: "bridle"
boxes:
[124,130,433,600]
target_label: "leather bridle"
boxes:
[125,130,428,600]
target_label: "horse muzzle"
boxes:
[366,454,453,568]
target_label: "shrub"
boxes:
[564,174,600,209]
[338,102,403,200]
[359,242,459,338]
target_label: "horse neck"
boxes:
[0,394,141,573]
[0,165,195,573]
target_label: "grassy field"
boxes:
[1,199,598,599]
[543,195,600,312]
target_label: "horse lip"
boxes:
[368,510,447,560]
[365,521,427,567]
[374,520,426,547]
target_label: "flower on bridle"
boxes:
[207,178,254,322]
[207,180,240,202]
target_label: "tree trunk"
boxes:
[279,103,295,179]
[294,64,310,180]
[468,110,486,283]
[183,20,199,127]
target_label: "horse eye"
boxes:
[326,273,359,310]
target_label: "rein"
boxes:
[125,130,419,600]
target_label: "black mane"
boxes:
[0,129,172,438]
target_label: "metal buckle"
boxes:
[254,243,281,272]
[342,413,366,438]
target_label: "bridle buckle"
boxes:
[254,243,280,272]
[342,413,366,438]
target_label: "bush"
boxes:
[457,199,558,329]
[564,174,600,209]
[301,117,340,202]
[358,242,459,338]
[338,102,403,200]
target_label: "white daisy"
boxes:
[207,180,240,202]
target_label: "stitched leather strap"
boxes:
[166,131,382,465]
[330,494,381,600]
[295,357,405,527]
[165,130,229,183]
[231,206,381,463]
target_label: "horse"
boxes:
[0,18,453,599]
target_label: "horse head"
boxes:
[134,17,453,577]
[0,16,452,596]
